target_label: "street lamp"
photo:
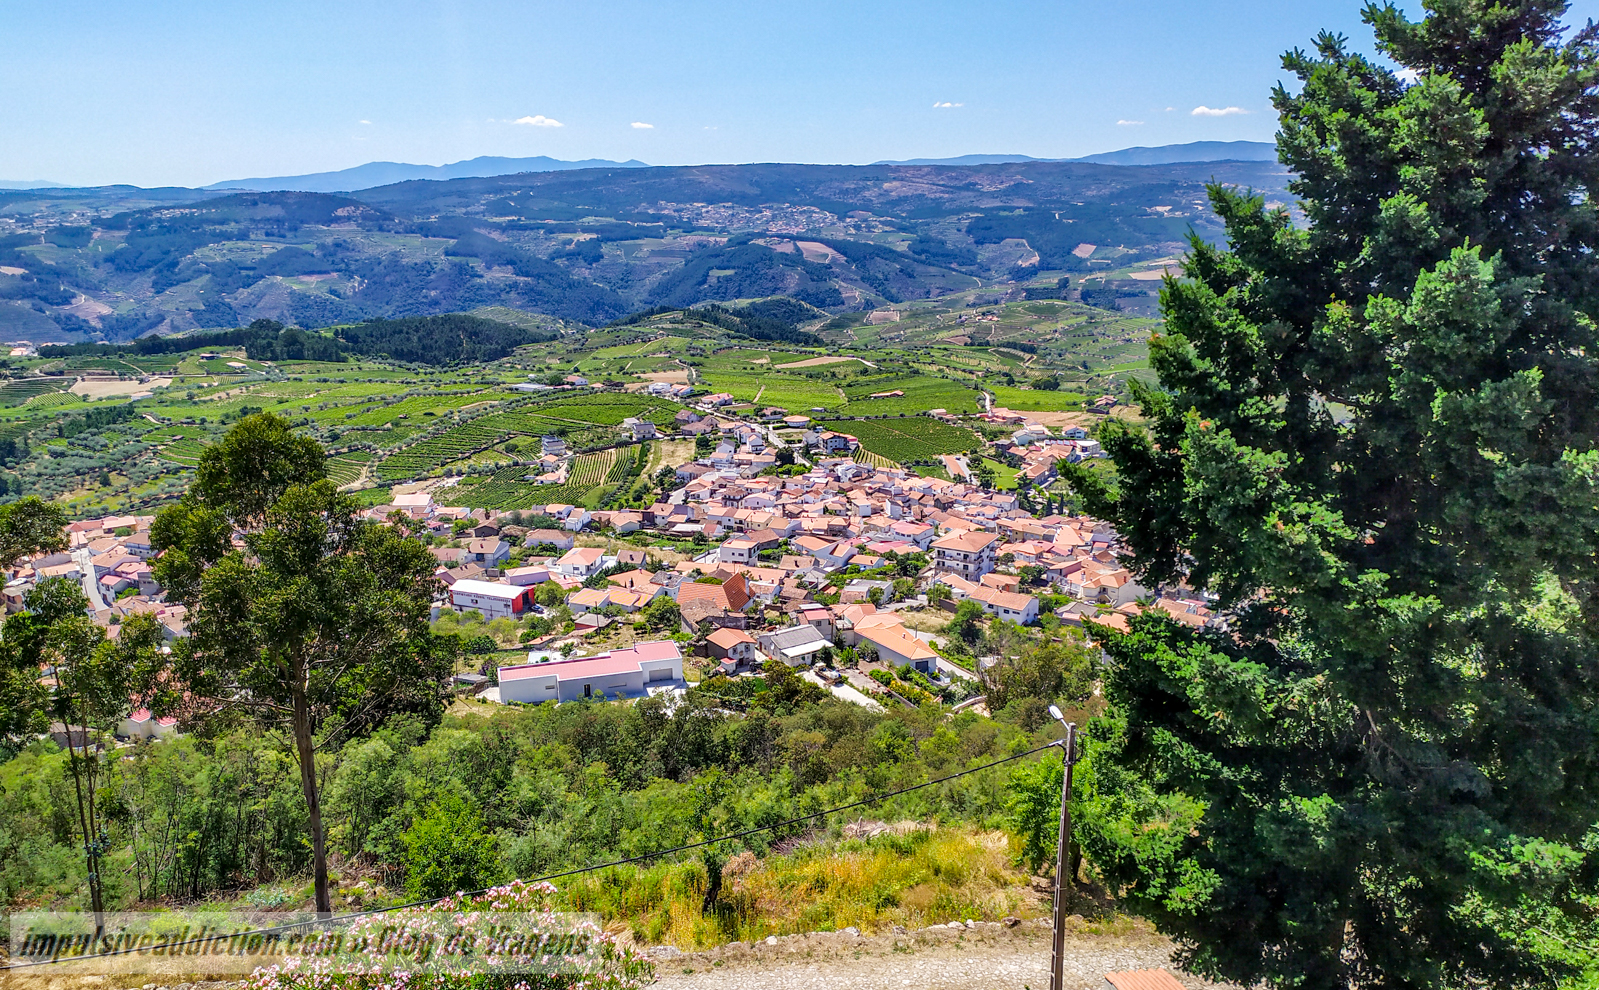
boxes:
[1046,704,1078,990]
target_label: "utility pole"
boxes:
[1047,705,1079,990]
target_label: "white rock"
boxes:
[765,935,778,946]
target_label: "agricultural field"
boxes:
[445,446,633,510]
[0,379,69,406]
[534,394,679,427]
[819,417,980,464]
[986,385,1087,412]
[375,423,517,482]
[326,451,373,485]
[840,375,983,416]
[852,447,899,471]
[694,370,844,411]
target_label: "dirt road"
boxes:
[0,919,1238,990]
[647,917,1239,990]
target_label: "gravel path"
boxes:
[646,917,1241,990]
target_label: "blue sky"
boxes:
[4,0,1596,187]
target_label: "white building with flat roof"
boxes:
[497,641,684,704]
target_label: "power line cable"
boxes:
[5,740,1062,970]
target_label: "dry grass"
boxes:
[69,378,171,398]
[558,827,1042,949]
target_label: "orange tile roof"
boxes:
[1104,969,1187,990]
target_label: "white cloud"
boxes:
[359,119,372,125]
[630,121,654,129]
[514,115,564,127]
[1117,119,1144,126]
[1165,107,1175,112]
[1191,105,1249,117]
[932,101,963,108]
[1395,67,1421,83]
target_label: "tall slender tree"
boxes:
[0,496,68,746]
[147,414,454,916]
[1069,2,1599,987]
[2,580,164,927]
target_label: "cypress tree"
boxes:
[1070,3,1599,986]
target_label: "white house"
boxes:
[718,537,758,565]
[503,565,552,586]
[623,417,658,440]
[497,641,684,703]
[706,627,758,669]
[757,624,831,667]
[119,708,179,741]
[968,586,1041,625]
[555,546,606,579]
[931,530,999,580]
[449,579,535,619]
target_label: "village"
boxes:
[411,408,1222,707]
[2,404,1224,735]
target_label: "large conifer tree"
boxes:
[1071,2,1599,986]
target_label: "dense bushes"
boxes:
[1,678,1049,911]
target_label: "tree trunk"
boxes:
[291,682,332,917]
[63,725,105,931]
[82,722,105,934]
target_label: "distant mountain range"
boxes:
[203,155,651,193]
[0,142,1278,194]
[873,141,1277,168]
[1073,141,1277,165]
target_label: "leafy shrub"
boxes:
[402,794,502,899]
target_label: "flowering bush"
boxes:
[245,881,652,990]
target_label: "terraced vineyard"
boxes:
[24,392,85,409]
[693,370,844,412]
[158,439,209,466]
[820,417,979,462]
[376,423,515,481]
[444,446,628,510]
[148,426,211,466]
[605,444,641,482]
[534,394,679,427]
[325,452,371,487]
[567,448,620,486]
[0,379,68,406]
[852,446,900,470]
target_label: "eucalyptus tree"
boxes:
[147,413,454,916]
